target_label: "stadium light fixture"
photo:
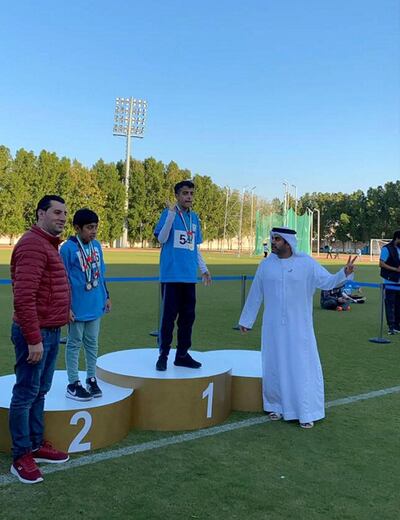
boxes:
[113,97,148,247]
[282,180,289,226]
[249,186,256,254]
[291,184,297,230]
[238,185,248,256]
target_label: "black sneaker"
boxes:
[156,355,168,371]
[86,377,102,398]
[66,381,92,401]
[174,353,202,369]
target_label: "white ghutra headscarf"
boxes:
[270,226,303,256]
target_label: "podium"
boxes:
[97,349,232,431]
[201,350,263,412]
[0,371,133,453]
[0,348,263,454]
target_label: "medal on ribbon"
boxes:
[76,236,101,291]
[177,207,194,249]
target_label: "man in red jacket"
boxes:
[9,195,71,484]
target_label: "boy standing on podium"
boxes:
[154,180,211,371]
[61,209,111,401]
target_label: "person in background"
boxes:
[320,285,351,311]
[379,230,400,335]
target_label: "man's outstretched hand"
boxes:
[344,255,357,276]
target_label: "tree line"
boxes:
[0,145,279,245]
[0,145,397,246]
[298,182,400,246]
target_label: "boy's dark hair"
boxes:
[393,230,400,241]
[36,195,65,220]
[174,180,194,194]
[73,208,99,228]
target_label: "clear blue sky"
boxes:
[0,0,399,201]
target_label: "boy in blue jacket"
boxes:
[60,209,111,400]
[154,180,211,371]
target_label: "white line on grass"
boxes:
[1,385,399,487]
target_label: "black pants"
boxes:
[159,283,196,357]
[321,298,339,310]
[384,287,400,330]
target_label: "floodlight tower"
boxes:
[282,180,289,226]
[291,184,297,230]
[314,208,320,257]
[306,207,320,255]
[113,97,148,247]
[249,186,256,253]
[238,185,248,256]
[222,187,230,252]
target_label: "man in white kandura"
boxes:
[239,227,357,429]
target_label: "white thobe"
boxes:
[239,254,348,423]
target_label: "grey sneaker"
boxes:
[86,377,102,398]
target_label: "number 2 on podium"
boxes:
[68,411,92,453]
[202,382,214,418]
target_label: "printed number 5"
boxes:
[179,233,187,245]
[68,411,92,453]
[202,382,214,418]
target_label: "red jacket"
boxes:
[11,225,70,345]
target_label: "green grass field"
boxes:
[0,250,399,519]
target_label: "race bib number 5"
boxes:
[174,230,195,250]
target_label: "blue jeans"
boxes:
[9,322,60,460]
[65,319,101,384]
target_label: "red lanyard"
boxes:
[177,207,193,237]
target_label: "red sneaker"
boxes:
[11,453,43,484]
[33,441,69,464]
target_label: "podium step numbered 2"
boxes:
[0,371,133,454]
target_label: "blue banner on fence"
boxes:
[1,276,399,290]
[0,275,255,285]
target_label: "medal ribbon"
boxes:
[76,236,100,286]
[177,206,193,243]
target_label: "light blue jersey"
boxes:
[380,246,400,262]
[60,237,108,321]
[154,208,203,283]
[380,246,400,284]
